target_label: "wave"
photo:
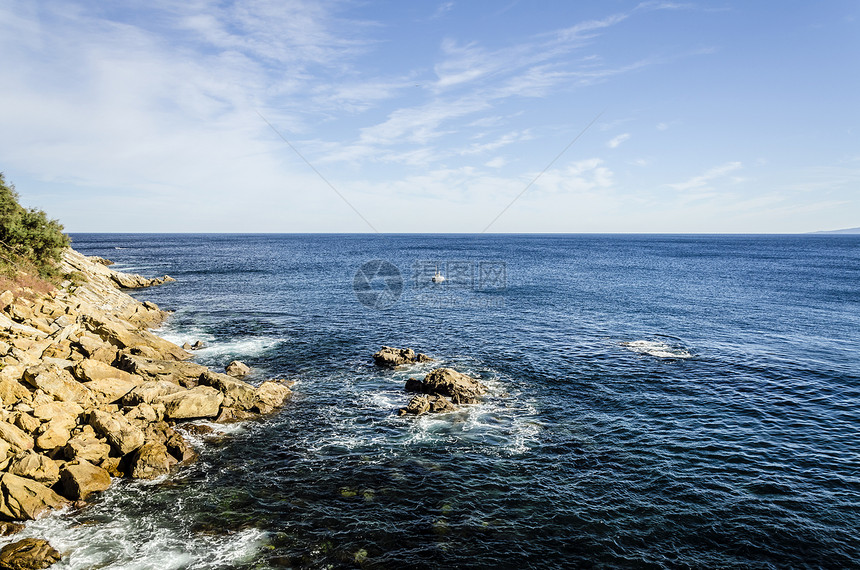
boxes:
[622,339,693,359]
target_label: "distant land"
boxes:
[810,227,860,234]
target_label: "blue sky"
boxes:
[0,0,857,233]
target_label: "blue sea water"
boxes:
[28,234,860,568]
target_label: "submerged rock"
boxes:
[0,538,61,570]
[398,394,457,416]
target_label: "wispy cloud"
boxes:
[668,162,743,191]
[607,133,631,148]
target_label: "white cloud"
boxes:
[607,133,631,148]
[668,162,743,191]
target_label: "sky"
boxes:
[0,0,858,233]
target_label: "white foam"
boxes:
[154,324,282,362]
[622,339,693,359]
[0,495,266,570]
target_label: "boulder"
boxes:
[34,421,73,452]
[0,377,32,407]
[81,378,138,404]
[76,333,117,364]
[0,521,24,536]
[88,410,145,456]
[225,360,250,378]
[73,359,140,385]
[410,368,488,404]
[12,414,40,436]
[0,473,68,521]
[0,422,33,452]
[7,452,60,486]
[372,346,433,368]
[398,394,457,416]
[198,371,257,410]
[164,431,196,463]
[191,341,206,350]
[58,459,112,500]
[22,364,95,407]
[63,432,111,465]
[122,380,184,406]
[129,441,177,479]
[156,386,223,420]
[82,315,189,362]
[215,407,259,423]
[32,401,83,422]
[0,538,61,570]
[254,381,292,414]
[115,354,206,386]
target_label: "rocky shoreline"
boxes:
[0,248,291,569]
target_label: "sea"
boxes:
[8,234,860,569]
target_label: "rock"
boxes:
[398,394,457,416]
[164,431,196,463]
[155,386,223,420]
[124,403,161,425]
[0,473,68,520]
[82,315,189,362]
[122,380,184,406]
[372,346,433,368]
[181,342,192,350]
[0,538,61,569]
[0,291,14,310]
[191,341,206,350]
[88,410,145,456]
[224,361,250,378]
[411,368,488,404]
[63,432,111,465]
[58,459,112,500]
[129,441,177,479]
[7,452,60,486]
[214,407,259,423]
[0,521,24,536]
[12,414,40,436]
[75,333,117,364]
[253,381,292,414]
[100,457,123,478]
[116,354,206,386]
[0,378,32,408]
[198,371,257,410]
[0,422,33,452]
[73,359,140,385]
[22,364,95,407]
[34,420,73,452]
[32,401,83,422]
[89,256,114,266]
[110,272,175,289]
[81,378,138,404]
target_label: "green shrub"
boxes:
[0,173,70,278]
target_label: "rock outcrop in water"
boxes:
[0,537,60,569]
[0,247,292,536]
[372,346,433,368]
[398,367,488,416]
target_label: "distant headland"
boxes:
[809,227,860,235]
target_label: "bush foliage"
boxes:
[0,173,70,278]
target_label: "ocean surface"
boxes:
[12,234,860,569]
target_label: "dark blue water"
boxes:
[61,234,860,568]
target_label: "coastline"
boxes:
[0,247,291,567]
